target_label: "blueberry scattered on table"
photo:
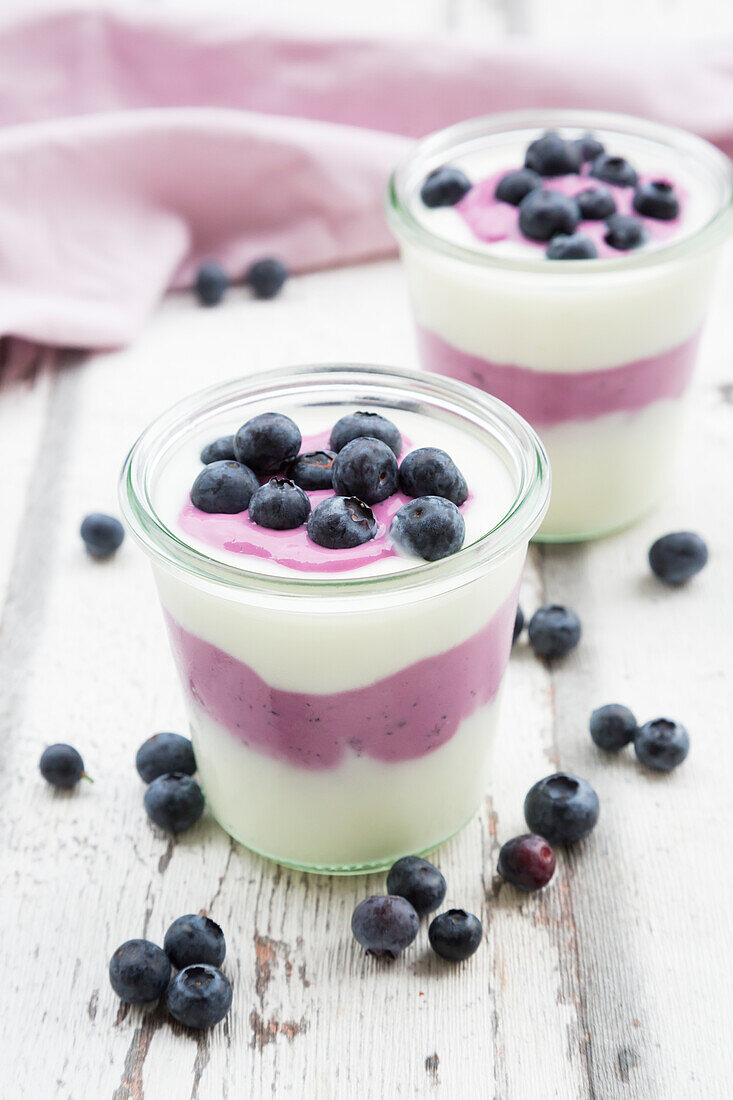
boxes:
[200,436,236,464]
[109,939,171,1004]
[589,704,638,752]
[634,719,690,772]
[390,497,465,561]
[523,132,581,177]
[546,233,597,260]
[80,513,125,560]
[428,910,483,962]
[420,166,472,208]
[590,153,638,188]
[289,449,337,490]
[144,772,205,833]
[245,257,289,299]
[574,133,605,162]
[249,478,311,530]
[576,187,617,220]
[164,914,226,970]
[495,168,542,206]
[190,461,259,514]
[386,856,447,918]
[512,605,525,644]
[524,773,599,845]
[39,743,88,789]
[497,834,556,892]
[528,604,581,659]
[136,732,196,784]
[604,214,647,251]
[399,447,468,506]
[648,532,708,584]
[195,262,229,307]
[234,412,302,475]
[518,189,580,242]
[331,437,399,504]
[330,411,402,457]
[351,896,420,958]
[633,180,679,221]
[307,495,377,549]
[166,964,233,1028]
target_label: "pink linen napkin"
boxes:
[2,7,733,374]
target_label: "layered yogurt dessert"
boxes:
[387,111,733,539]
[121,366,549,872]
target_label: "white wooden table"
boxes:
[4,3,733,1098]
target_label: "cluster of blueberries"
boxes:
[109,914,231,1029]
[420,130,680,260]
[192,409,470,562]
[194,256,289,307]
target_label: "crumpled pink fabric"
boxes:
[2,7,733,373]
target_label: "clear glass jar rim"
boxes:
[387,108,733,274]
[119,364,550,604]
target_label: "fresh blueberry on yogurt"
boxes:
[234,412,302,474]
[524,773,600,845]
[633,180,680,221]
[200,435,236,464]
[399,447,468,505]
[576,186,617,220]
[245,257,289,299]
[634,719,690,772]
[289,449,337,490]
[330,411,402,456]
[546,233,597,260]
[648,531,708,584]
[331,437,399,504]
[524,132,582,177]
[590,153,639,188]
[190,461,259,514]
[307,496,377,549]
[420,166,472,208]
[518,190,581,242]
[390,497,465,561]
[604,214,648,251]
[495,168,542,206]
[574,133,605,162]
[249,478,311,530]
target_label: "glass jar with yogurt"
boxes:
[386,110,733,541]
[121,365,549,873]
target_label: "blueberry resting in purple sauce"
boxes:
[590,153,638,188]
[633,180,679,220]
[546,233,597,260]
[40,743,87,789]
[331,437,399,504]
[386,856,447,918]
[391,496,465,562]
[633,718,690,772]
[80,513,125,559]
[200,435,236,464]
[604,214,648,252]
[136,732,196,784]
[195,261,229,307]
[399,447,468,506]
[190,460,259,514]
[166,964,232,1028]
[144,772,205,833]
[288,449,337,490]
[512,605,525,644]
[164,914,226,970]
[524,131,582,177]
[589,704,638,752]
[518,189,580,242]
[330,411,402,457]
[307,495,377,549]
[234,412,301,474]
[249,478,311,530]
[109,939,171,1004]
[574,133,605,162]
[420,166,472,208]
[528,604,581,659]
[351,896,419,958]
[524,773,599,845]
[245,257,289,299]
[648,531,708,584]
[497,834,556,892]
[428,909,483,961]
[576,186,617,220]
[495,168,543,206]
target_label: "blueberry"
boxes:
[245,257,289,299]
[289,450,337,490]
[391,496,465,562]
[589,704,638,752]
[248,478,311,530]
[135,732,196,784]
[576,187,617,220]
[109,939,171,1004]
[166,964,232,1028]
[648,531,708,584]
[399,447,468,506]
[234,412,301,475]
[164,914,226,970]
[331,437,399,504]
[386,856,447,918]
[634,719,689,772]
[144,772,205,833]
[518,190,580,242]
[633,180,679,220]
[497,834,556,892]
[195,261,229,307]
[590,153,638,188]
[524,773,599,845]
[524,132,582,177]
[329,411,402,457]
[528,604,581,659]
[495,168,543,206]
[574,133,605,162]
[307,495,377,549]
[428,910,482,962]
[513,604,525,644]
[351,895,419,958]
[546,233,597,260]
[80,513,125,559]
[190,460,259,514]
[420,166,472,208]
[39,743,87,789]
[200,436,236,464]
[604,214,647,252]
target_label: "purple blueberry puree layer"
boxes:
[417,327,700,428]
[164,586,517,771]
[456,169,684,258]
